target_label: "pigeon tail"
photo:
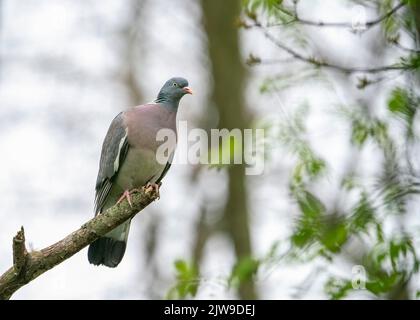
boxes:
[88,214,131,267]
[88,237,127,268]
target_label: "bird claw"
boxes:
[116,189,141,207]
[143,182,160,199]
[117,184,160,206]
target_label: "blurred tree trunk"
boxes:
[410,1,420,41]
[201,0,256,299]
[119,0,146,106]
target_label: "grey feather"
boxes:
[94,112,129,214]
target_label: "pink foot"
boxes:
[143,182,161,199]
[116,189,141,207]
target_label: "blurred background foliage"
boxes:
[1,0,420,299]
[229,0,420,299]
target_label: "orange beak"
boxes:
[183,87,193,95]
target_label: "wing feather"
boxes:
[94,112,130,214]
[156,151,174,184]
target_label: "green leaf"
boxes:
[388,87,410,114]
[291,226,317,248]
[366,273,400,295]
[167,260,199,299]
[351,118,369,147]
[381,0,399,36]
[400,54,420,71]
[297,191,326,219]
[350,193,376,234]
[387,87,418,138]
[244,0,293,22]
[305,156,326,178]
[324,277,353,300]
[361,237,419,297]
[229,256,260,287]
[320,223,348,253]
[291,191,325,248]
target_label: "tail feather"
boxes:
[88,237,127,268]
[88,220,131,268]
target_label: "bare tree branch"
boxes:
[263,1,406,33]
[392,41,420,54]
[0,188,159,300]
[250,22,412,75]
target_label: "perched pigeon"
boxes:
[88,77,192,268]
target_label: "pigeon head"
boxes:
[155,77,192,109]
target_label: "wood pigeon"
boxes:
[88,77,192,268]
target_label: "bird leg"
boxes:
[143,182,161,199]
[116,189,141,208]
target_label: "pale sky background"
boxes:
[0,0,418,299]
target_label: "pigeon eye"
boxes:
[173,83,178,87]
